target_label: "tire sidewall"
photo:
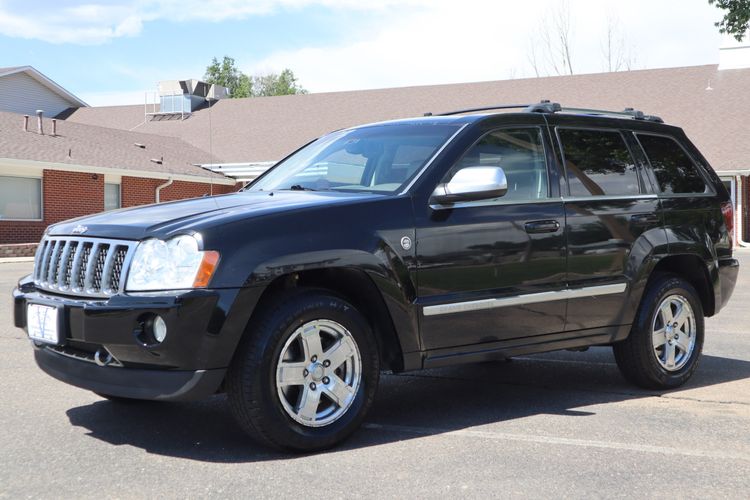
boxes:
[239,291,379,451]
[635,276,704,388]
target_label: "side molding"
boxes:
[423,283,627,317]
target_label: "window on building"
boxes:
[636,134,708,194]
[104,183,121,211]
[446,128,549,202]
[558,129,640,197]
[0,176,41,220]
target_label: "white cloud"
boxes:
[0,0,430,44]
[250,0,724,93]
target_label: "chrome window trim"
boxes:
[430,197,563,210]
[430,194,658,210]
[561,194,658,202]
[422,283,627,316]
[398,123,469,195]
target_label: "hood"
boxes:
[47,190,385,240]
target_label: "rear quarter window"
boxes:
[636,134,708,195]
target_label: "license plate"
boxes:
[27,304,60,345]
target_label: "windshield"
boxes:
[247,123,461,194]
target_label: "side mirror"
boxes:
[430,166,508,206]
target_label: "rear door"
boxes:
[550,116,661,331]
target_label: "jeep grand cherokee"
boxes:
[13,101,739,451]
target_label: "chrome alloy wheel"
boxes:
[276,319,362,427]
[652,294,696,372]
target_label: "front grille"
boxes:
[33,237,137,298]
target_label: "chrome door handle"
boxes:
[524,220,561,234]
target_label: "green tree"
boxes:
[252,69,308,97]
[203,57,307,99]
[203,56,252,98]
[709,0,750,41]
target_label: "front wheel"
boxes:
[614,274,704,389]
[226,289,380,452]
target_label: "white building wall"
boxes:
[719,32,750,70]
[0,72,76,117]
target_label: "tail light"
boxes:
[721,201,734,248]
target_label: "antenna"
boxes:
[206,85,214,196]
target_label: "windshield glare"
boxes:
[247,123,460,194]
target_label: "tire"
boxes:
[226,288,380,452]
[613,274,704,390]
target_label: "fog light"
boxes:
[152,315,167,343]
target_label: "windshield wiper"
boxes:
[289,184,316,191]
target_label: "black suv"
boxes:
[13,102,739,451]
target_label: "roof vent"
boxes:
[144,79,229,121]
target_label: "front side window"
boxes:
[248,123,462,194]
[558,129,640,197]
[104,183,121,211]
[0,176,41,220]
[636,134,707,194]
[444,128,549,202]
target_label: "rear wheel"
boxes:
[227,289,379,452]
[614,274,704,389]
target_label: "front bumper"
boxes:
[13,276,264,401]
[33,346,225,401]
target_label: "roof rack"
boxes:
[425,100,561,117]
[560,106,664,123]
[424,100,663,123]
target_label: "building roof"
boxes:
[1,66,88,108]
[0,110,231,183]
[61,64,750,172]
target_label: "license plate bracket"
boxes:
[27,303,62,345]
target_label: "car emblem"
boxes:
[400,236,413,251]
[72,224,88,235]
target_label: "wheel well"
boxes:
[252,268,405,372]
[650,255,715,316]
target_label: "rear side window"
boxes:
[636,134,707,194]
[558,129,640,197]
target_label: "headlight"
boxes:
[125,235,220,292]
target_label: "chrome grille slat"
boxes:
[33,241,47,281]
[46,241,63,285]
[56,241,74,289]
[91,244,110,292]
[33,237,137,298]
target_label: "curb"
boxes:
[0,257,35,264]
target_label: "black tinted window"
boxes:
[447,128,549,202]
[558,129,640,196]
[637,134,707,194]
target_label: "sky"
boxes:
[0,0,731,106]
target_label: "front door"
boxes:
[415,125,567,351]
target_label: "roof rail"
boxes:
[559,106,664,123]
[424,101,663,123]
[426,104,533,117]
[425,100,562,117]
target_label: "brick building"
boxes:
[0,110,236,249]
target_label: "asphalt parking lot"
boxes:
[2,254,749,498]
